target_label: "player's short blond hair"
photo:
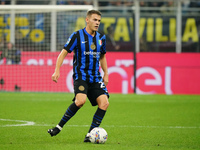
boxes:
[86,10,102,18]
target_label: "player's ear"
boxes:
[85,17,89,24]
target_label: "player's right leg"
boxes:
[48,94,87,137]
[48,100,80,137]
[48,80,88,137]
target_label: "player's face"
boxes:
[86,14,101,32]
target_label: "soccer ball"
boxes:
[89,127,108,144]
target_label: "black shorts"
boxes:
[73,79,109,106]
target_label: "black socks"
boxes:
[57,103,106,134]
[58,102,80,128]
[88,107,106,133]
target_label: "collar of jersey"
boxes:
[83,27,96,38]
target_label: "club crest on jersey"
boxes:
[98,40,102,46]
[79,85,85,91]
[90,42,96,50]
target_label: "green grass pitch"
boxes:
[0,92,200,150]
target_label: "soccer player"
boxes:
[48,10,109,142]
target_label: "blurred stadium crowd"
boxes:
[1,0,200,9]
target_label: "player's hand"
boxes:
[103,73,109,86]
[52,72,60,83]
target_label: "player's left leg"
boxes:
[84,95,109,142]
[89,95,109,131]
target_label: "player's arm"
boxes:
[52,49,68,83]
[100,54,109,86]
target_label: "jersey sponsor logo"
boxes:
[84,51,101,58]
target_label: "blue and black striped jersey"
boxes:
[64,28,106,83]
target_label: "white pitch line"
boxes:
[65,125,200,129]
[0,118,35,127]
[37,124,200,129]
[103,125,200,129]
[1,119,200,129]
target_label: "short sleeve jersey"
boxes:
[63,28,106,83]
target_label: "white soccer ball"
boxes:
[89,127,108,144]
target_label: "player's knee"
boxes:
[75,93,87,108]
[99,101,109,110]
[97,95,109,110]
[75,98,86,108]
[104,101,109,109]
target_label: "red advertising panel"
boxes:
[137,53,200,94]
[0,52,200,94]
